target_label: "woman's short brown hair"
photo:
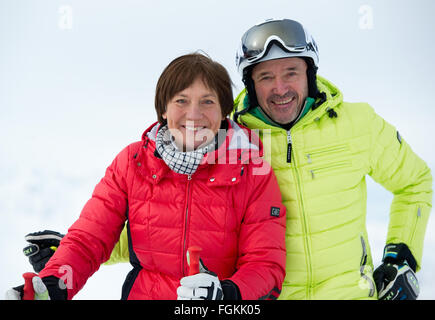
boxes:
[155,53,234,124]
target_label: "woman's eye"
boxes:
[202,99,215,105]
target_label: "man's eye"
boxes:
[259,76,272,82]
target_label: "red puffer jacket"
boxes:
[39,119,286,300]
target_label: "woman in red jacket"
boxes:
[11,53,286,300]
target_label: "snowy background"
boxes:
[1,0,434,299]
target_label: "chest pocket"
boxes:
[305,144,353,179]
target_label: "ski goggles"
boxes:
[236,19,317,71]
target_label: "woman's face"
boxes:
[163,77,223,151]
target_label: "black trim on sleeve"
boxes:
[121,206,143,300]
[41,276,67,300]
[221,280,241,300]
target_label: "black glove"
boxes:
[23,230,64,273]
[373,243,420,300]
[5,276,67,300]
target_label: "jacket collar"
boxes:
[136,119,263,186]
[233,75,343,131]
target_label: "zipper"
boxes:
[359,235,375,297]
[309,161,352,179]
[286,130,292,163]
[286,126,313,297]
[306,145,348,158]
[306,154,312,164]
[360,235,368,266]
[181,174,193,275]
[290,144,313,298]
[409,206,421,244]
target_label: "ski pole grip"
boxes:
[22,272,37,300]
[188,246,202,275]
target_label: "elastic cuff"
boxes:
[221,280,242,300]
[41,276,68,300]
[383,243,417,272]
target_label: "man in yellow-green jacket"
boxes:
[231,18,431,300]
[22,19,431,300]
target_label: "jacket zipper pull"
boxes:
[287,130,292,163]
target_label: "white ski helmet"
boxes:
[236,18,319,77]
[235,18,321,110]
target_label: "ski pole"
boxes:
[22,272,37,300]
[188,246,202,275]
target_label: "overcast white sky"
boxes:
[1,0,434,299]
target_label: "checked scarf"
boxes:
[155,125,215,175]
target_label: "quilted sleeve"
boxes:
[38,144,132,298]
[367,105,432,270]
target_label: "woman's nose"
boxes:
[186,103,202,120]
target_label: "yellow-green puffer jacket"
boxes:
[105,76,432,300]
[232,76,432,300]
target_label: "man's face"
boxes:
[252,57,309,125]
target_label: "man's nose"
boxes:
[272,78,289,96]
